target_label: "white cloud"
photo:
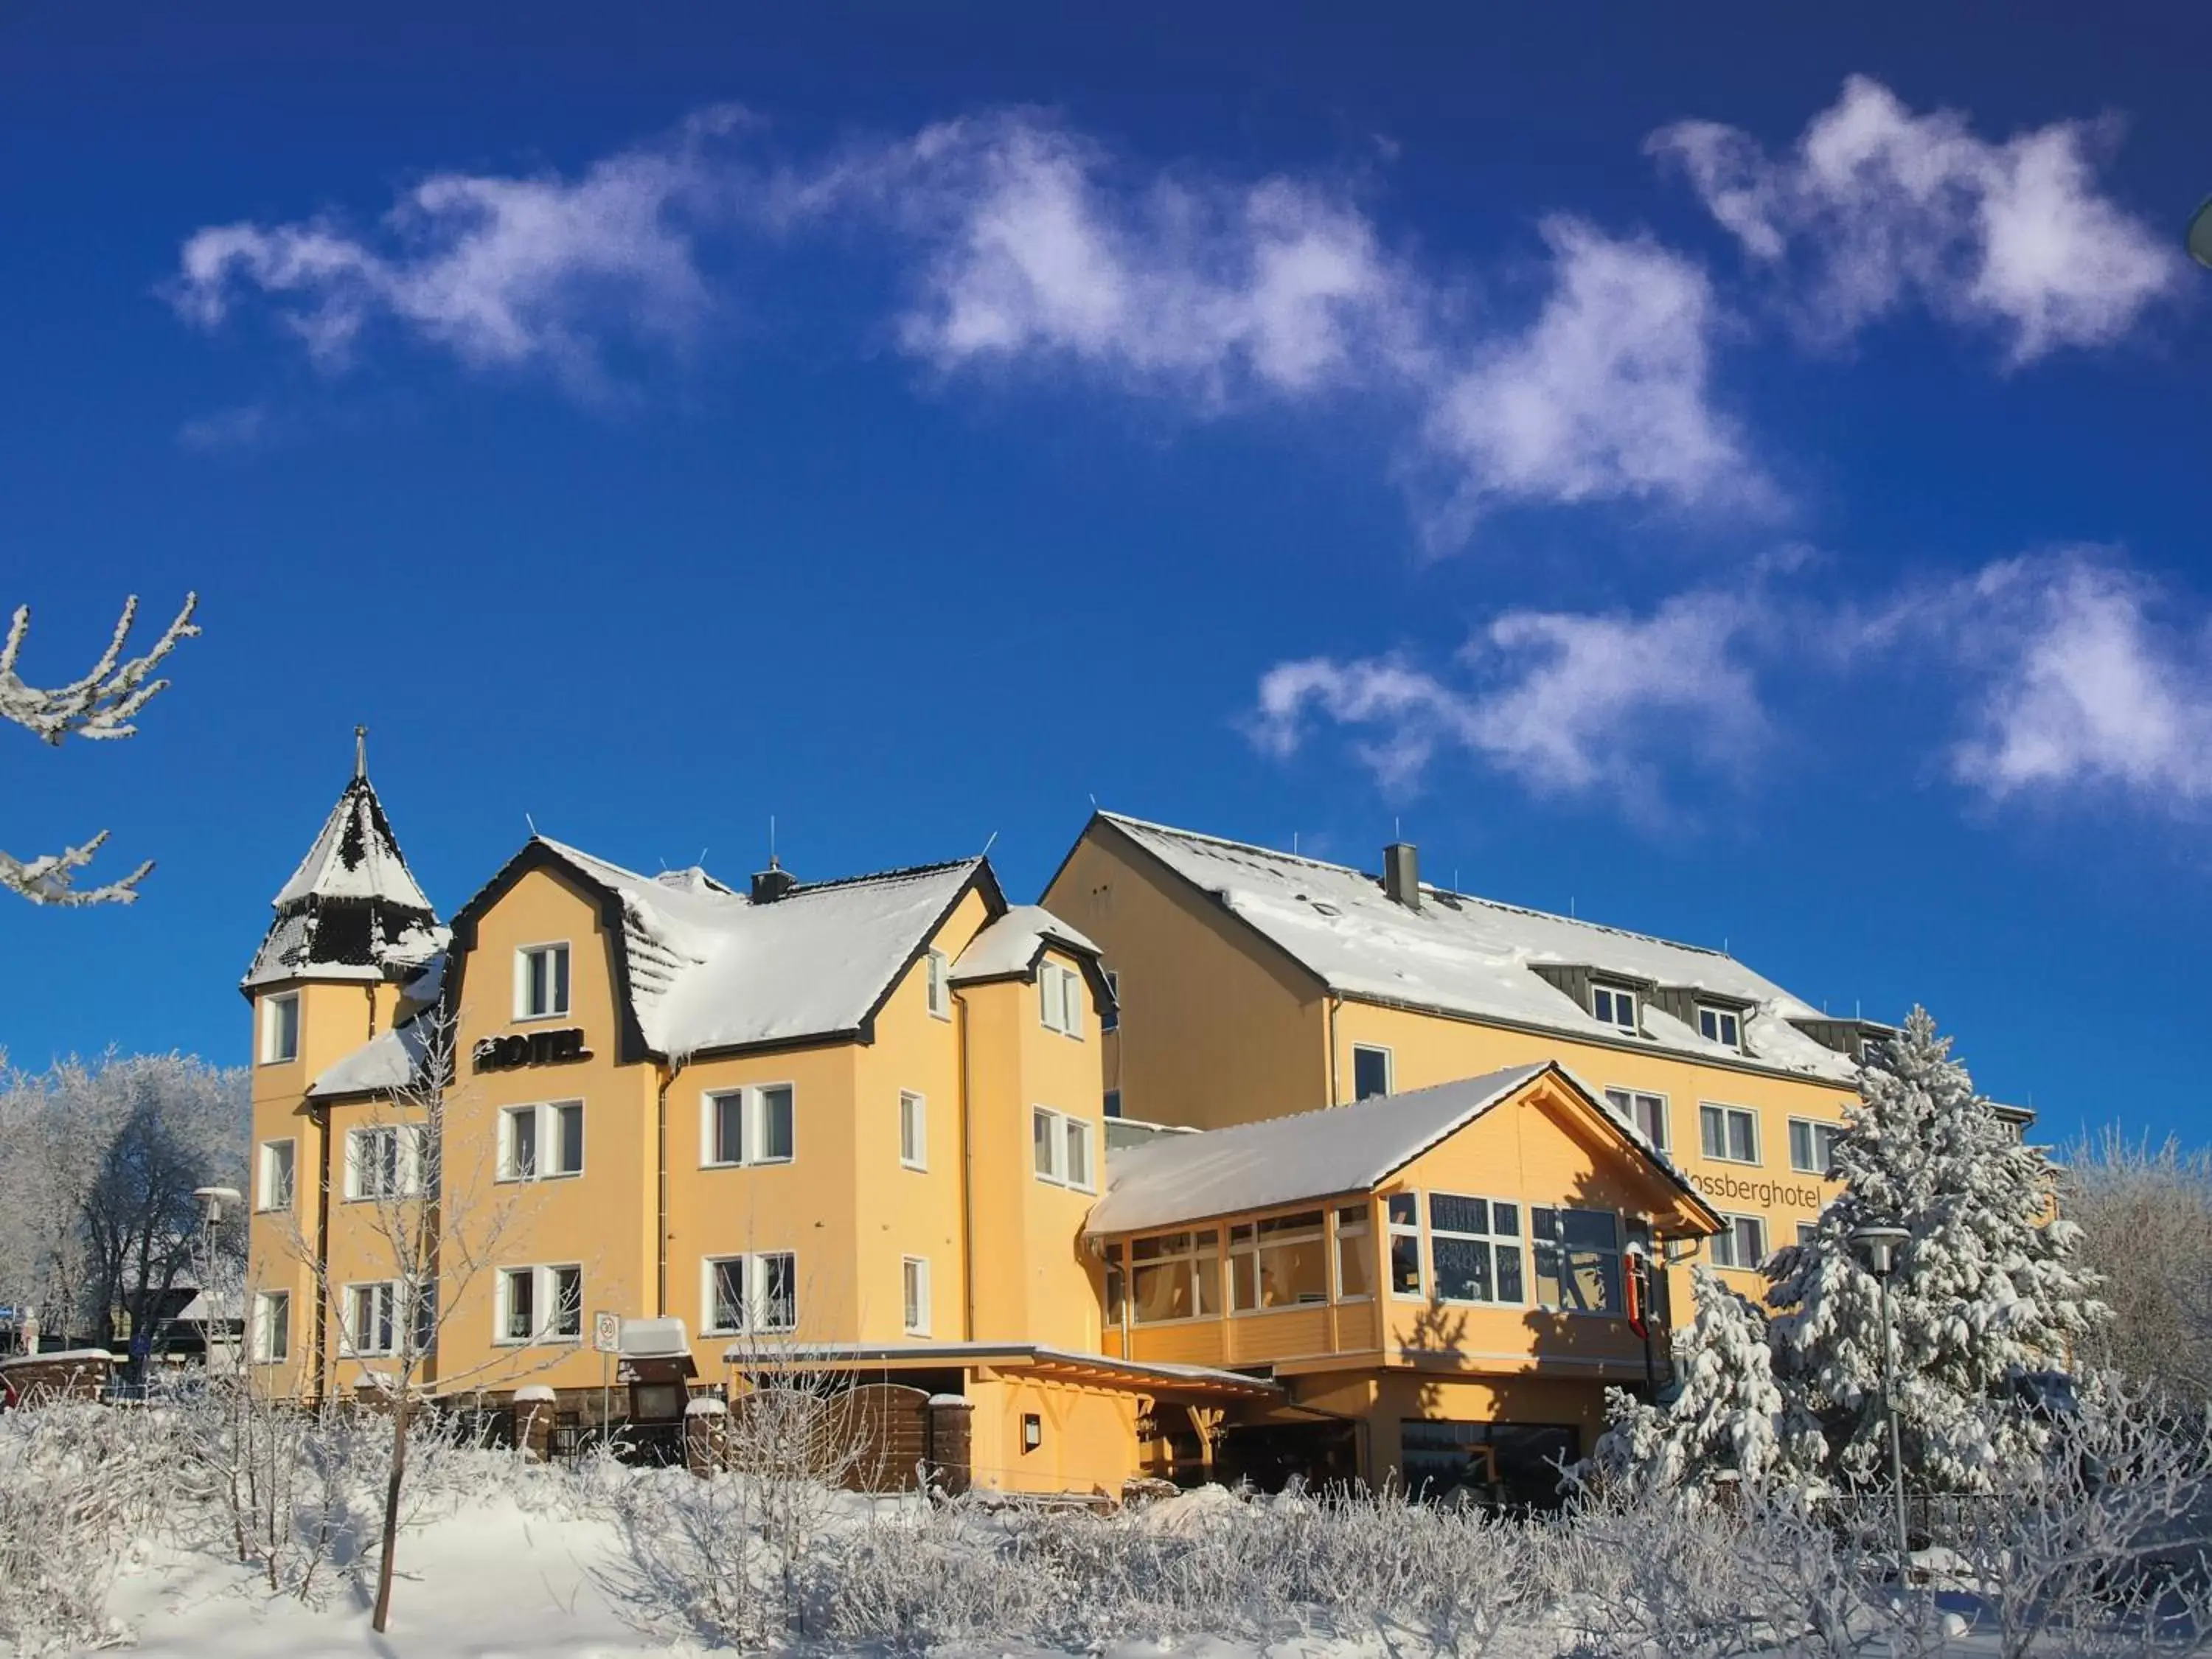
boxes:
[1419,218,1761,538]
[1937,554,2212,804]
[1650,75,2180,363]
[175,403,272,453]
[872,115,1425,403]
[1251,585,1772,807]
[170,108,745,390]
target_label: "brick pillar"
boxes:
[684,1396,728,1478]
[925,1394,973,1497]
[515,1385,557,1461]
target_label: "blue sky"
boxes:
[4,4,2208,1146]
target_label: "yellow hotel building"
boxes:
[243,766,2025,1501]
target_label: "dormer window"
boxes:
[1590,984,1638,1035]
[516,943,571,1021]
[1697,1005,1743,1051]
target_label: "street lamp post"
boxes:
[1849,1224,1913,1589]
[192,1186,244,1377]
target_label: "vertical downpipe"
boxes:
[655,1063,681,1318]
[311,1101,332,1407]
[1326,995,1342,1107]
[957,992,978,1341]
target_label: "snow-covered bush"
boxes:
[2065,1129,2212,1405]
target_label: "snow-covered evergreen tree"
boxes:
[1590,1266,1817,1491]
[1766,1006,2104,1491]
[1,592,197,904]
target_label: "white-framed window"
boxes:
[1101,969,1120,1034]
[1697,1004,1744,1050]
[1591,984,1639,1034]
[703,1251,797,1335]
[501,1101,584,1181]
[344,1281,400,1357]
[1709,1214,1769,1271]
[1796,1221,1820,1247]
[925,949,952,1020]
[497,1264,582,1344]
[1352,1043,1393,1101]
[701,1084,796,1167]
[1039,961,1086,1038]
[1699,1103,1760,1164]
[1603,1087,1669,1151]
[1427,1194,1526,1305]
[1532,1208,1625,1315]
[1127,1229,1222,1323]
[1386,1192,1424,1297]
[1030,1107,1094,1192]
[515,942,571,1020]
[1334,1203,1374,1301]
[1789,1118,1843,1176]
[898,1091,927,1171]
[260,992,301,1065]
[1231,1211,1330,1310]
[345,1124,425,1200]
[251,1290,291,1363]
[902,1256,931,1335]
[257,1139,297,1211]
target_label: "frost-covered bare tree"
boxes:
[273,1012,572,1634]
[0,1051,245,1347]
[2065,1128,2212,1405]
[1,592,197,905]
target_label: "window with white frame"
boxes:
[346,1281,400,1356]
[515,943,571,1020]
[1386,1192,1423,1296]
[1128,1229,1221,1322]
[1532,1207,1625,1315]
[1602,1087,1669,1151]
[898,1091,926,1171]
[501,1101,584,1180]
[1700,1103,1760,1164]
[1789,1118,1842,1175]
[261,992,301,1064]
[703,1251,797,1335]
[1697,1004,1744,1050]
[1039,961,1085,1037]
[1427,1194,1526,1304]
[1796,1221,1820,1247]
[1335,1203,1374,1300]
[702,1084,796,1167]
[1030,1106,1094,1192]
[252,1290,291,1363]
[1230,1211,1329,1310]
[1708,1214,1768,1270]
[345,1124,424,1200]
[902,1256,931,1335]
[1591,984,1639,1034]
[1352,1044,1392,1101]
[498,1264,582,1343]
[925,949,952,1020]
[257,1139,296,1211]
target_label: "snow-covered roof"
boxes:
[950,903,1099,982]
[1086,1062,1718,1237]
[479,838,990,1061]
[1095,813,1857,1084]
[1087,1063,1543,1236]
[244,765,445,990]
[310,1020,429,1099]
[274,773,434,912]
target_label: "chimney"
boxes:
[751,858,796,905]
[1383,842,1420,911]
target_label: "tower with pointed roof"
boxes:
[243,733,445,1399]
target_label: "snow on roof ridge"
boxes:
[1102,810,1735,965]
[791,855,984,895]
[529,835,980,904]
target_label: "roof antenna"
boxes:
[768,813,778,869]
[353,724,368,780]
[981,830,999,858]
[1293,832,1299,855]
[1569,894,1576,918]
[1088,792,1098,809]
[525,812,538,837]
[698,847,709,867]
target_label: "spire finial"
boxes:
[354,725,368,780]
